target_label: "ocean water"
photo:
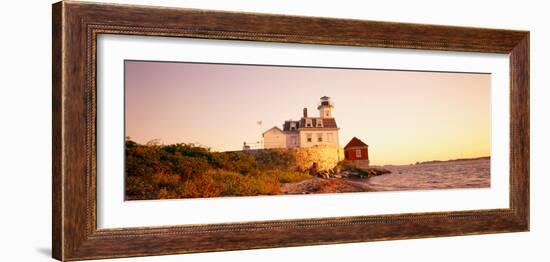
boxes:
[364,158,490,191]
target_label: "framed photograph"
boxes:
[52,1,529,261]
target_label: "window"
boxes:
[316,119,323,127]
[290,122,296,130]
[291,136,297,145]
[306,133,312,142]
[305,119,313,127]
[355,149,362,158]
[327,133,333,142]
[317,133,323,142]
[325,112,330,117]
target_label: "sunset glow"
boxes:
[125,61,490,165]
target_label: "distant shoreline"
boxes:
[413,156,490,165]
[373,156,490,167]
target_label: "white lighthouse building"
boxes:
[262,96,340,149]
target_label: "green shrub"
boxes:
[124,139,313,200]
[125,175,156,199]
[208,169,281,196]
[176,173,223,198]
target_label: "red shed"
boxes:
[344,137,369,165]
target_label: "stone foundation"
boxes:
[290,145,344,171]
[248,145,344,172]
[350,159,370,169]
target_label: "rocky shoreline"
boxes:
[282,164,392,195]
[281,177,372,194]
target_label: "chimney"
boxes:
[303,108,308,118]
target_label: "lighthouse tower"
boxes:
[317,96,334,118]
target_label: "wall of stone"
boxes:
[349,159,370,169]
[289,145,344,171]
[246,145,344,172]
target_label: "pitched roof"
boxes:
[262,126,283,136]
[344,137,368,149]
[322,118,338,128]
[298,118,338,129]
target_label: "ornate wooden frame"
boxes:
[52,1,530,261]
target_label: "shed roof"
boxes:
[344,137,368,149]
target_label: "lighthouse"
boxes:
[262,96,340,149]
[318,96,334,118]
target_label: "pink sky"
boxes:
[125,60,491,165]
